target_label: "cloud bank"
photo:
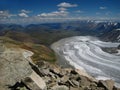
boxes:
[18,12,29,17]
[0,2,119,24]
[57,2,78,8]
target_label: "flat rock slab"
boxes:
[29,71,46,90]
[0,48,32,90]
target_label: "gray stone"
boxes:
[98,80,114,90]
[60,69,67,76]
[70,87,80,90]
[30,71,47,90]
[113,86,120,90]
[49,72,56,79]
[0,48,32,89]
[42,69,50,75]
[51,85,69,90]
[50,67,60,75]
[71,80,79,87]
[66,80,75,87]
[79,76,91,87]
[43,76,51,83]
[61,75,69,83]
[89,83,97,90]
[70,70,78,75]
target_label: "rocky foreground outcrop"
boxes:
[23,61,119,90]
[0,43,33,90]
[0,40,120,90]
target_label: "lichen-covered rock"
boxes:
[0,47,32,90]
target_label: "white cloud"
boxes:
[21,9,31,13]
[99,7,107,10]
[57,2,78,8]
[18,9,30,18]
[1,16,120,25]
[0,10,16,18]
[37,2,78,18]
[37,2,74,18]
[58,7,67,11]
[37,10,69,17]
[18,12,29,17]
[0,11,4,13]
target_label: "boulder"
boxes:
[49,67,60,75]
[66,80,75,87]
[48,72,56,79]
[75,69,96,81]
[23,77,41,90]
[60,69,67,76]
[41,69,50,76]
[70,70,78,75]
[113,86,120,90]
[30,71,47,90]
[51,85,69,90]
[71,79,79,87]
[49,68,63,78]
[98,80,114,90]
[89,83,98,90]
[0,48,32,90]
[79,76,91,87]
[69,74,80,81]
[43,76,51,83]
[61,75,69,83]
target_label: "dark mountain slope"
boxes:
[101,28,120,42]
[0,21,120,45]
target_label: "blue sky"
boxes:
[0,0,120,24]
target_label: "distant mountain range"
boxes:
[0,20,120,45]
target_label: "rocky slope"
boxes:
[0,37,120,90]
[101,28,120,42]
[28,61,120,90]
[0,40,32,90]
